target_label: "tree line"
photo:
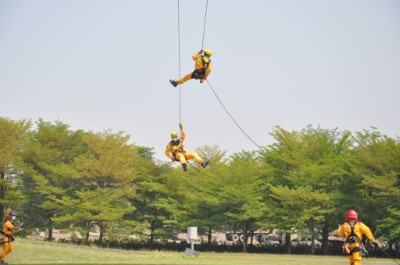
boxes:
[0,117,399,254]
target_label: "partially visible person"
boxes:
[1,211,21,264]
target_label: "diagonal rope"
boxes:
[177,0,182,123]
[377,245,400,265]
[206,80,262,150]
[201,0,209,50]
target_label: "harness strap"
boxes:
[170,140,184,158]
[346,221,360,243]
[201,56,211,69]
[344,222,365,255]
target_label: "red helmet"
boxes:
[346,209,358,221]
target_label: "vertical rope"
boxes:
[178,0,182,123]
[201,0,209,50]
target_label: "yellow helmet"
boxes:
[204,49,212,57]
[171,131,178,138]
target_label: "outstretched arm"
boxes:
[360,223,376,242]
[179,123,186,144]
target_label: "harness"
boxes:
[344,222,364,255]
[201,56,211,69]
[169,140,184,159]
[192,56,211,79]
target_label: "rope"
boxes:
[177,0,182,123]
[200,2,260,150]
[377,245,400,265]
[201,0,209,50]
[206,80,262,150]
[177,1,260,150]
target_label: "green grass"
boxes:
[4,239,395,264]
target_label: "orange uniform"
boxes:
[338,221,376,265]
[176,51,212,85]
[165,125,208,171]
[1,220,15,263]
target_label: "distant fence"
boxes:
[51,237,400,258]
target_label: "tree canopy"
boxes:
[1,118,399,254]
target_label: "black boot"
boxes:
[170,80,178,87]
[182,163,187,171]
[200,161,209,168]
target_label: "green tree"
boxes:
[350,129,400,244]
[129,165,187,248]
[183,145,228,247]
[56,130,139,243]
[21,119,86,239]
[261,125,353,254]
[216,151,268,252]
[0,117,31,219]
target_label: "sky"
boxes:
[1,0,399,161]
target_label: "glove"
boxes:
[21,223,26,229]
[179,123,183,129]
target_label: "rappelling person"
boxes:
[165,123,208,171]
[337,209,379,265]
[170,49,212,87]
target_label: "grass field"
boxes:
[3,239,396,264]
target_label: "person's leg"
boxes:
[1,242,10,263]
[176,153,187,171]
[348,255,354,265]
[177,73,193,85]
[184,152,208,167]
[7,242,12,256]
[184,152,202,163]
[350,251,361,265]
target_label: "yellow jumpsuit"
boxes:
[165,129,203,166]
[1,220,14,263]
[338,222,375,265]
[177,51,212,85]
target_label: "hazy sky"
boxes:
[1,0,399,161]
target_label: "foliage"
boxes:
[0,117,31,219]
[1,117,399,253]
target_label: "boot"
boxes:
[169,80,178,87]
[200,161,209,168]
[182,163,187,171]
